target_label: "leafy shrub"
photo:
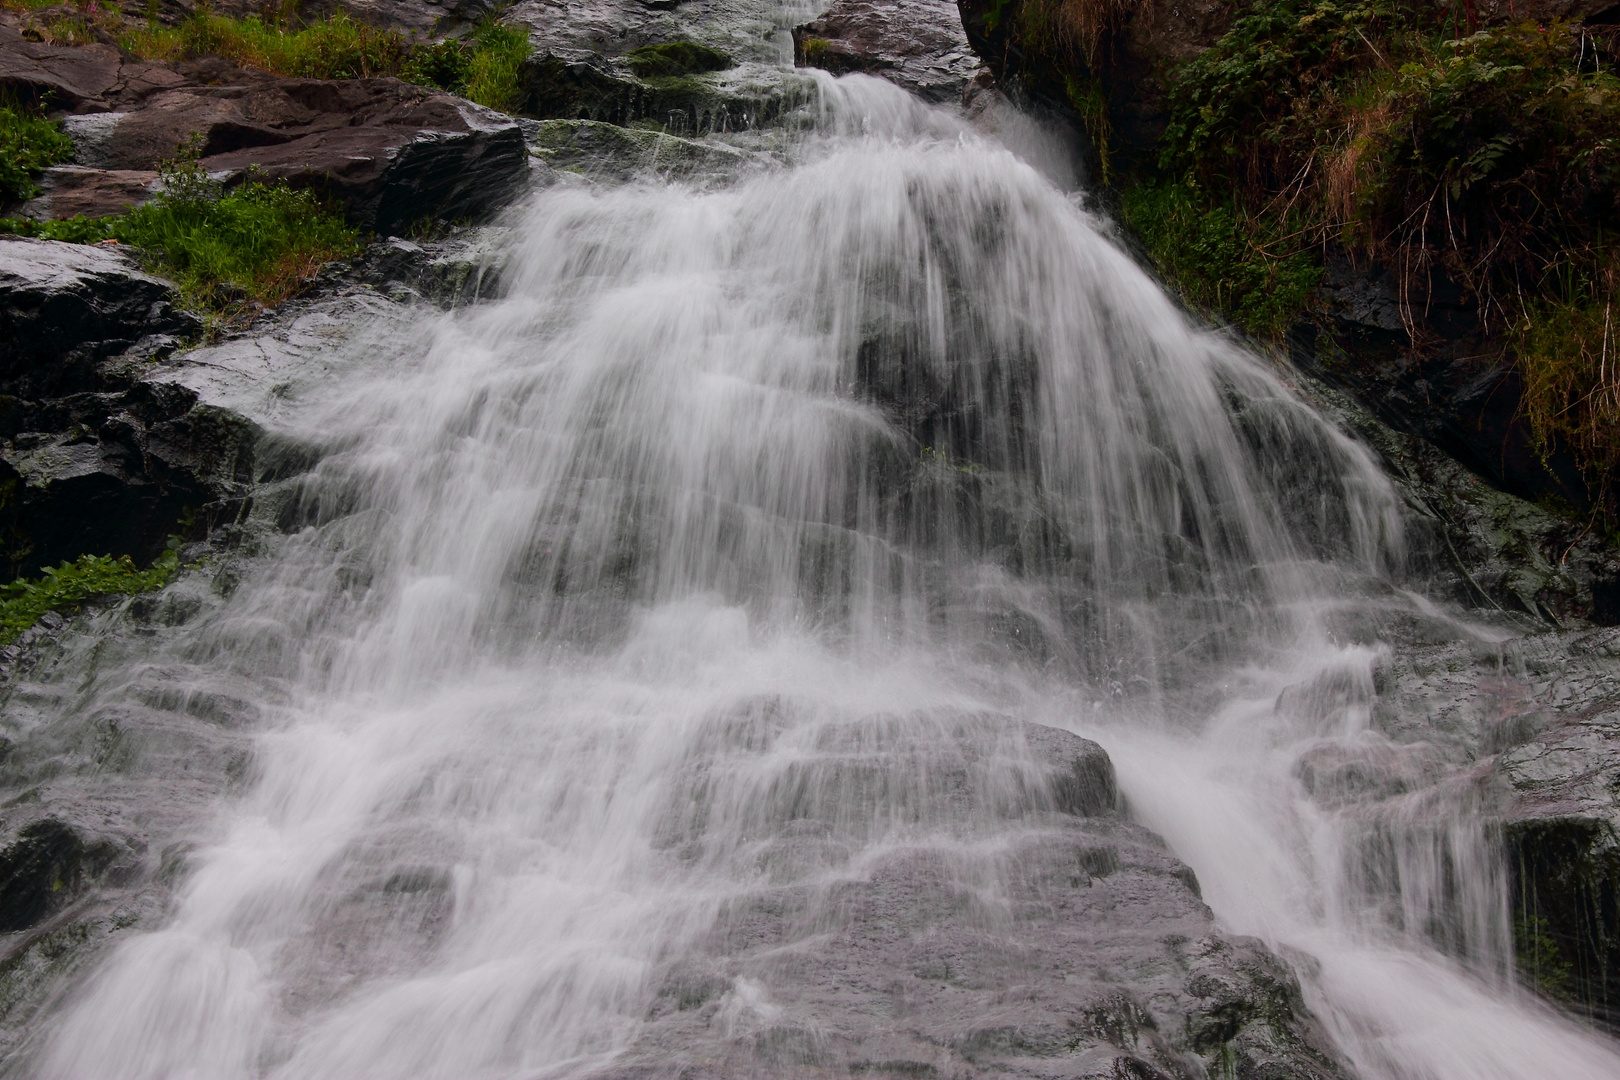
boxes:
[0,95,74,203]
[402,38,473,92]
[0,545,180,646]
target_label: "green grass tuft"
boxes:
[0,95,74,204]
[1121,180,1321,340]
[461,21,532,113]
[1,145,361,324]
[0,545,181,646]
[122,11,413,79]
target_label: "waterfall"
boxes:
[22,64,1620,1080]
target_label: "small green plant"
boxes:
[0,544,181,646]
[0,215,119,242]
[402,38,473,93]
[394,19,534,111]
[460,20,532,113]
[1514,915,1576,1002]
[117,148,360,319]
[799,36,832,62]
[0,94,74,204]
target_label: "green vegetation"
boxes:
[0,545,180,646]
[0,95,73,204]
[799,36,832,63]
[1121,181,1320,340]
[122,10,412,78]
[4,1,534,113]
[1514,914,1576,1002]
[624,41,732,79]
[1,145,360,323]
[405,20,532,113]
[1084,0,1620,511]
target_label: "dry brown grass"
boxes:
[1023,0,1144,64]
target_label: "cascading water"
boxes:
[17,45,1620,1080]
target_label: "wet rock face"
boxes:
[584,718,1342,1080]
[792,0,984,103]
[1313,613,1620,1027]
[955,0,1232,151]
[1486,628,1620,1025]
[0,238,198,398]
[0,821,125,934]
[0,238,257,577]
[1297,262,1595,522]
[1301,374,1620,627]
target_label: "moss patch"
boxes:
[625,41,733,79]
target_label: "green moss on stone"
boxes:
[625,41,733,79]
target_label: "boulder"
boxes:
[0,26,529,235]
[0,237,197,398]
[792,0,983,103]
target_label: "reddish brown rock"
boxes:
[0,25,529,234]
[15,167,159,221]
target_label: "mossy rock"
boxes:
[624,41,733,79]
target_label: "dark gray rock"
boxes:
[1300,373,1620,628]
[529,119,759,183]
[792,0,983,103]
[516,51,800,135]
[0,821,126,934]
[0,380,259,578]
[0,238,198,398]
[1296,261,1595,522]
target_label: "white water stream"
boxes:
[28,57,1620,1080]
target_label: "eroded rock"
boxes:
[792,0,982,103]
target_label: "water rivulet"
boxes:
[12,63,1620,1080]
